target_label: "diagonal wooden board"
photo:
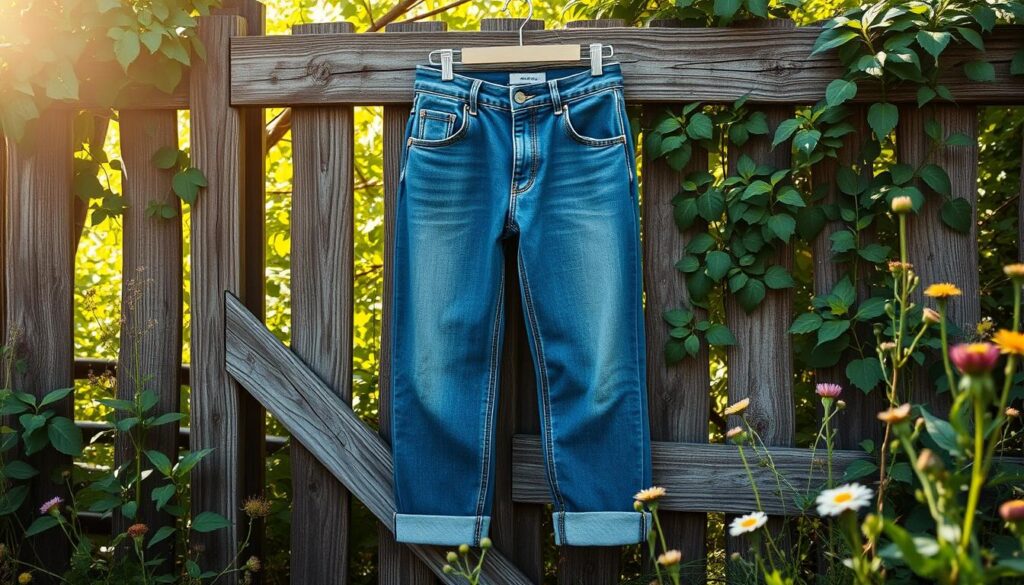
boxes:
[223,293,534,585]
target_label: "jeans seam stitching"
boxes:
[517,254,566,516]
[513,108,540,194]
[473,269,505,544]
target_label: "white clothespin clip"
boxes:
[589,42,603,76]
[440,49,454,81]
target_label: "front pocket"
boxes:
[408,104,471,148]
[417,109,455,141]
[561,103,626,148]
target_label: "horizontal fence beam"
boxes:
[72,357,190,385]
[512,435,867,516]
[75,421,288,453]
[230,25,1024,106]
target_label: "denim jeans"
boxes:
[389,63,651,547]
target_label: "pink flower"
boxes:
[949,343,1000,375]
[816,383,843,399]
[39,497,62,515]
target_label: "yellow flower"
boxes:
[724,398,750,416]
[923,283,962,299]
[657,549,683,566]
[1004,264,1024,279]
[877,403,911,424]
[634,486,667,503]
[17,573,32,585]
[994,330,1024,356]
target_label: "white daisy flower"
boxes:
[816,483,873,517]
[729,511,768,536]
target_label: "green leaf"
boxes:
[857,243,891,263]
[172,168,207,204]
[855,297,888,320]
[825,79,857,107]
[191,511,231,533]
[841,458,878,482]
[113,30,141,72]
[772,118,801,147]
[736,279,766,312]
[777,187,805,208]
[940,198,972,234]
[25,515,59,537]
[812,29,859,56]
[151,483,177,510]
[47,417,83,456]
[696,190,724,221]
[146,450,173,476]
[676,255,700,273]
[817,320,850,346]
[830,230,856,253]
[705,251,732,282]
[764,266,794,289]
[955,27,984,52]
[152,147,180,170]
[745,0,768,17]
[846,358,884,393]
[705,324,736,346]
[736,155,756,179]
[1,460,37,480]
[789,312,823,334]
[686,232,716,254]
[665,340,686,365]
[39,387,74,408]
[920,406,960,456]
[916,31,951,59]
[686,113,713,141]
[793,129,821,154]
[1012,49,1024,76]
[148,412,185,426]
[964,60,995,82]
[0,485,28,515]
[663,308,693,327]
[867,102,898,142]
[45,61,79,101]
[148,525,176,549]
[713,0,742,18]
[766,214,796,242]
[919,163,951,196]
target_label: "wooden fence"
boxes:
[2,1,1023,583]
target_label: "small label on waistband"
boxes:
[509,72,546,85]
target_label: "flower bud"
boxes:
[1000,500,1024,522]
[447,552,458,563]
[443,565,454,574]
[922,307,941,325]
[915,448,943,473]
[836,400,847,410]
[891,195,914,214]
[459,544,470,555]
[480,537,492,549]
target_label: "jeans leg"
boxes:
[513,119,652,547]
[390,105,510,546]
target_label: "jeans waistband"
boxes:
[413,63,624,112]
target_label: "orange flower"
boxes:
[877,403,911,424]
[923,283,962,299]
[993,330,1024,356]
[634,487,667,503]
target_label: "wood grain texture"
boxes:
[641,102,711,578]
[229,26,1024,107]
[188,15,247,579]
[0,137,5,345]
[511,435,868,515]
[216,7,268,570]
[1021,128,1024,262]
[114,110,183,563]
[377,20,441,585]
[897,105,980,409]
[810,107,886,448]
[289,21,355,585]
[5,112,75,580]
[223,295,535,585]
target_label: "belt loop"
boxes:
[549,79,563,114]
[469,79,482,115]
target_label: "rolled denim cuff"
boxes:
[552,510,651,546]
[394,513,490,546]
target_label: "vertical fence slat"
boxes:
[811,108,887,448]
[215,2,268,573]
[897,105,980,408]
[641,102,711,577]
[189,14,247,578]
[0,136,5,345]
[114,110,183,562]
[289,20,355,585]
[5,111,75,578]
[724,105,796,563]
[379,20,444,585]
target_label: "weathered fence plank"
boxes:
[378,20,444,585]
[217,5,268,573]
[642,100,711,577]
[229,26,1024,107]
[897,105,980,409]
[114,110,183,561]
[810,107,887,448]
[188,15,247,578]
[511,435,868,515]
[5,111,75,578]
[223,294,534,585]
[290,20,355,585]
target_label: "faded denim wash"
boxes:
[389,63,652,547]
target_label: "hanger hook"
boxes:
[501,0,533,47]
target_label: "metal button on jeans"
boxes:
[514,90,528,103]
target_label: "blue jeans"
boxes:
[389,63,651,547]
